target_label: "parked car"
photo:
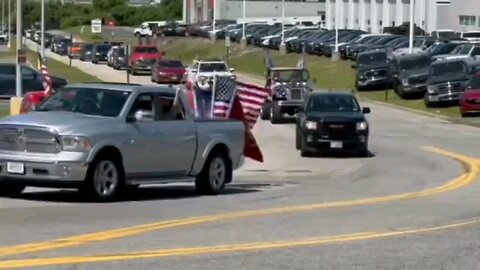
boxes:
[432,43,480,62]
[353,49,391,91]
[460,72,480,117]
[151,59,187,84]
[0,83,246,201]
[52,38,72,55]
[0,63,68,98]
[68,42,85,59]
[79,43,95,62]
[128,45,164,75]
[91,43,112,64]
[390,53,431,98]
[111,47,127,70]
[295,92,370,157]
[424,58,475,107]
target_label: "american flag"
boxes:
[235,82,269,130]
[212,75,236,118]
[40,56,53,95]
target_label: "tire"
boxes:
[270,101,283,124]
[134,32,140,37]
[397,85,405,99]
[0,183,26,197]
[357,149,369,157]
[423,93,434,108]
[82,155,125,202]
[260,101,271,120]
[195,150,231,195]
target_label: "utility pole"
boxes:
[41,0,45,57]
[408,0,415,54]
[279,0,286,54]
[7,0,10,48]
[240,0,246,48]
[15,0,22,97]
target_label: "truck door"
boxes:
[123,92,169,180]
[150,93,197,177]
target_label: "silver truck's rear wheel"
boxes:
[83,156,124,202]
[0,183,25,197]
[196,151,231,195]
[270,101,283,124]
[260,101,271,120]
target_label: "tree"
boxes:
[93,0,127,12]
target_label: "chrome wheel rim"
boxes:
[209,157,226,190]
[269,106,273,119]
[93,160,118,197]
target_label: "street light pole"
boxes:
[2,0,4,32]
[15,0,22,97]
[240,0,246,48]
[41,0,45,57]
[408,0,414,53]
[211,0,215,41]
[334,0,339,53]
[7,0,10,48]
[279,0,286,54]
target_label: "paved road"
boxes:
[1,40,480,269]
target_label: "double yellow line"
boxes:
[0,146,478,268]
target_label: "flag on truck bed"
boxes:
[235,81,270,130]
[212,75,236,118]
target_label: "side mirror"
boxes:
[191,69,197,73]
[127,110,154,122]
[362,107,371,114]
[229,68,235,72]
[351,64,357,69]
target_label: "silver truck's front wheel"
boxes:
[83,156,124,202]
[196,151,231,195]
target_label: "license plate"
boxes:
[7,162,25,174]
[171,76,177,79]
[330,141,343,149]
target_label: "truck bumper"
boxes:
[425,92,462,103]
[277,100,303,114]
[0,152,89,188]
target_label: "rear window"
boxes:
[159,60,184,68]
[134,47,158,53]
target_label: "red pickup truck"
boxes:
[128,45,165,75]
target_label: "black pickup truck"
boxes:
[295,92,371,157]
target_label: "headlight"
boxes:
[60,135,92,152]
[427,85,436,94]
[402,78,409,85]
[356,121,368,131]
[305,121,317,130]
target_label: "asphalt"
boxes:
[0,38,480,269]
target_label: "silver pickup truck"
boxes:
[0,83,245,201]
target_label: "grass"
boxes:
[63,26,104,43]
[7,39,101,83]
[0,110,7,118]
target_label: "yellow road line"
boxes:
[0,146,477,258]
[1,217,480,269]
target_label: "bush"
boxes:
[20,0,183,29]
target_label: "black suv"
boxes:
[295,92,370,157]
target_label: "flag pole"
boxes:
[225,76,238,118]
[210,74,216,118]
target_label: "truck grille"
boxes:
[364,69,388,77]
[0,126,60,153]
[137,59,156,65]
[408,75,428,85]
[435,81,465,94]
[290,88,303,100]
[318,122,356,140]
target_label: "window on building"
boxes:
[379,20,382,26]
[367,19,370,25]
[459,15,476,26]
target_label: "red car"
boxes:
[460,72,480,117]
[128,45,165,75]
[151,59,186,84]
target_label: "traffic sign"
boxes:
[225,36,230,47]
[91,19,102,34]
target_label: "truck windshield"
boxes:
[37,87,131,117]
[199,63,227,72]
[357,52,387,64]
[134,47,158,53]
[399,57,430,70]
[430,61,468,76]
[307,95,360,113]
[272,69,309,81]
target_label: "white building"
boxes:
[183,0,327,24]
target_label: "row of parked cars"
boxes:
[188,21,480,117]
